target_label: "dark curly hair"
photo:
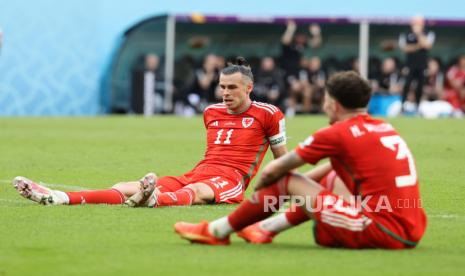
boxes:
[325,71,371,109]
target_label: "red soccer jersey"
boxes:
[295,114,426,243]
[446,65,465,90]
[197,101,286,189]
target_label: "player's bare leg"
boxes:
[237,164,330,243]
[304,162,332,182]
[175,174,294,244]
[238,169,352,244]
[111,181,140,198]
[183,183,215,204]
[176,173,334,245]
[139,182,215,207]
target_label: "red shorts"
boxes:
[312,191,416,249]
[156,164,244,204]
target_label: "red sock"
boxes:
[228,175,290,231]
[66,189,125,205]
[156,188,195,207]
[284,205,310,226]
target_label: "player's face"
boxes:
[323,92,338,125]
[219,72,252,113]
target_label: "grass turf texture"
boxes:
[0,116,464,275]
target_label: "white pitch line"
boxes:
[0,198,28,204]
[429,214,462,219]
[0,179,89,191]
[41,182,90,191]
[1,178,465,219]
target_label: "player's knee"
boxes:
[111,182,127,190]
[111,182,138,197]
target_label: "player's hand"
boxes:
[254,180,269,191]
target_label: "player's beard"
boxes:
[326,109,337,125]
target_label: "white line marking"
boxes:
[0,198,28,204]
[1,179,89,191]
[429,214,462,219]
[41,183,90,191]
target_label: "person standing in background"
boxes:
[253,56,285,110]
[299,56,327,113]
[131,53,163,116]
[187,54,221,114]
[280,20,322,116]
[399,15,435,113]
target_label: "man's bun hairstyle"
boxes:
[228,56,249,67]
[222,56,254,82]
[325,71,371,109]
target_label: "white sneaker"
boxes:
[12,176,68,205]
[125,172,158,207]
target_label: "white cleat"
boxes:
[12,176,67,205]
[125,172,158,207]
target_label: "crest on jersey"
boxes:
[242,117,254,128]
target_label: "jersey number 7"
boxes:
[380,135,418,187]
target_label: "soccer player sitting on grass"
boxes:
[174,71,427,249]
[12,57,289,208]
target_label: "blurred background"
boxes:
[1,0,464,118]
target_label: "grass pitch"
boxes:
[0,116,464,275]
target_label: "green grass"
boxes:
[0,116,464,275]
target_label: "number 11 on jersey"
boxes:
[214,129,234,144]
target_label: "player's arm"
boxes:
[270,145,288,159]
[271,145,300,174]
[254,151,305,191]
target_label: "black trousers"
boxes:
[402,67,426,107]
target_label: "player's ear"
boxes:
[334,99,344,113]
[246,82,253,93]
